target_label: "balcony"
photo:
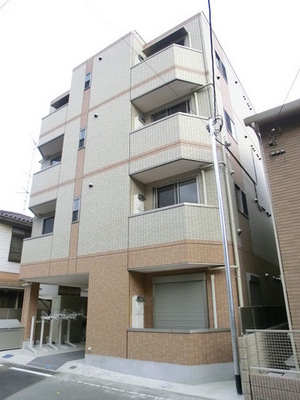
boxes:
[131,45,206,113]
[129,113,212,183]
[29,165,60,214]
[128,204,232,271]
[21,235,53,264]
[40,104,68,141]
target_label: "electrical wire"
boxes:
[276,67,300,121]
[0,0,10,11]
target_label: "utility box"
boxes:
[132,295,145,328]
[0,319,24,350]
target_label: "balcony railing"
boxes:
[131,45,206,113]
[30,164,60,196]
[40,104,68,142]
[128,203,222,249]
[29,164,60,214]
[21,235,53,264]
[129,113,212,183]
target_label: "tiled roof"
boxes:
[0,209,32,225]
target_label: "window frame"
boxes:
[152,100,190,122]
[156,178,199,208]
[215,51,228,82]
[84,72,91,90]
[72,197,81,223]
[224,109,237,141]
[50,154,62,166]
[42,216,55,235]
[78,128,86,149]
[8,228,30,263]
[235,184,248,217]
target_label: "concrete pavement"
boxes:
[0,345,244,400]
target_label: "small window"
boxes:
[50,154,61,166]
[215,51,228,82]
[72,198,80,222]
[79,129,86,149]
[157,178,198,208]
[8,228,30,262]
[224,110,237,141]
[42,216,54,235]
[235,184,248,217]
[84,72,91,90]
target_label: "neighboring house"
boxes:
[0,210,32,319]
[244,98,300,330]
[20,12,285,384]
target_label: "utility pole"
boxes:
[208,117,242,395]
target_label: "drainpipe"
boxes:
[220,137,244,307]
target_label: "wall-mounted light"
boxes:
[237,228,242,236]
[88,183,94,188]
[94,113,98,118]
[98,56,102,61]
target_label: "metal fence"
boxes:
[241,330,300,400]
[246,329,300,373]
[239,306,287,334]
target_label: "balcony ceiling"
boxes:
[30,199,56,216]
[22,273,89,289]
[39,135,64,158]
[128,262,224,273]
[131,80,201,113]
[131,158,210,184]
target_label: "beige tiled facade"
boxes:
[245,99,300,330]
[20,13,284,382]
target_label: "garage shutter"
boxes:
[154,279,208,329]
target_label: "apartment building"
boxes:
[244,98,300,331]
[0,210,32,319]
[21,12,284,384]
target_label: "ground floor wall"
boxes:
[19,238,283,373]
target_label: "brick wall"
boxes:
[128,329,232,365]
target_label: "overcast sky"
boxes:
[0,0,299,215]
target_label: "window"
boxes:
[152,100,190,122]
[84,72,91,90]
[79,129,86,149]
[157,178,198,208]
[42,216,54,235]
[72,198,80,222]
[235,184,248,216]
[8,228,30,262]
[247,274,262,306]
[50,154,61,165]
[224,110,237,141]
[215,51,228,82]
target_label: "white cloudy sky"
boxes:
[0,0,299,215]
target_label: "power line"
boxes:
[277,67,300,121]
[0,0,10,11]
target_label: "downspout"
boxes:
[220,139,244,307]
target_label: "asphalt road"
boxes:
[0,363,203,400]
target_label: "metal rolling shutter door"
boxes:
[154,280,207,329]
